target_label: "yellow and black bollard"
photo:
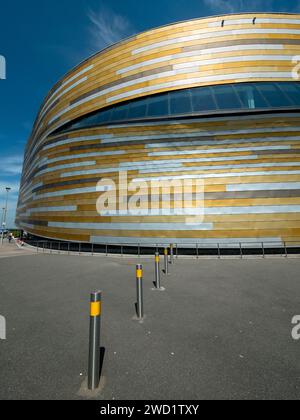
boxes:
[136,264,144,319]
[155,252,161,289]
[88,291,102,390]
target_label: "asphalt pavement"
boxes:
[0,251,299,400]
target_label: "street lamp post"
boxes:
[1,207,5,229]
[0,207,5,237]
[1,187,11,245]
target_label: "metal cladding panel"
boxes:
[16,13,300,245]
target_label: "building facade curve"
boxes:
[16,13,300,246]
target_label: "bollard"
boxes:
[284,241,288,258]
[170,244,174,264]
[155,252,161,289]
[136,264,144,319]
[88,291,102,391]
[164,248,169,275]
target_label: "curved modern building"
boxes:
[16,13,300,246]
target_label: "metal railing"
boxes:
[21,239,300,258]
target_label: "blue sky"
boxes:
[0,0,300,227]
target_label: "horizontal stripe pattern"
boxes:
[16,13,300,245]
[24,12,300,148]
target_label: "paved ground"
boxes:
[0,249,299,400]
[0,241,36,258]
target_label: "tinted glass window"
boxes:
[56,82,300,134]
[191,87,216,112]
[234,84,269,109]
[128,100,148,119]
[93,109,112,125]
[257,83,293,107]
[170,90,192,114]
[147,94,169,117]
[71,115,97,130]
[110,104,129,121]
[213,85,242,109]
[277,83,300,106]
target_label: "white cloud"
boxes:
[87,5,136,52]
[0,154,23,177]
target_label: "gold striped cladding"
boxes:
[19,216,300,231]
[25,181,300,205]
[44,73,298,125]
[37,135,300,158]
[22,173,300,197]
[36,197,300,209]
[37,78,298,127]
[41,146,297,161]
[42,149,267,164]
[39,156,298,174]
[19,214,300,224]
[45,27,297,86]
[11,232,269,244]
[16,226,300,239]
[119,49,300,78]
[45,55,294,106]
[24,197,300,212]
[37,158,300,181]
[35,133,300,166]
[132,167,300,179]
[33,40,300,127]
[24,170,299,185]
[44,113,299,133]
[38,116,300,139]
[17,213,300,224]
[47,39,297,82]
[18,13,300,245]
[37,130,300,159]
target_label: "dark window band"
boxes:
[54,82,300,134]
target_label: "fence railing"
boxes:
[21,239,300,258]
